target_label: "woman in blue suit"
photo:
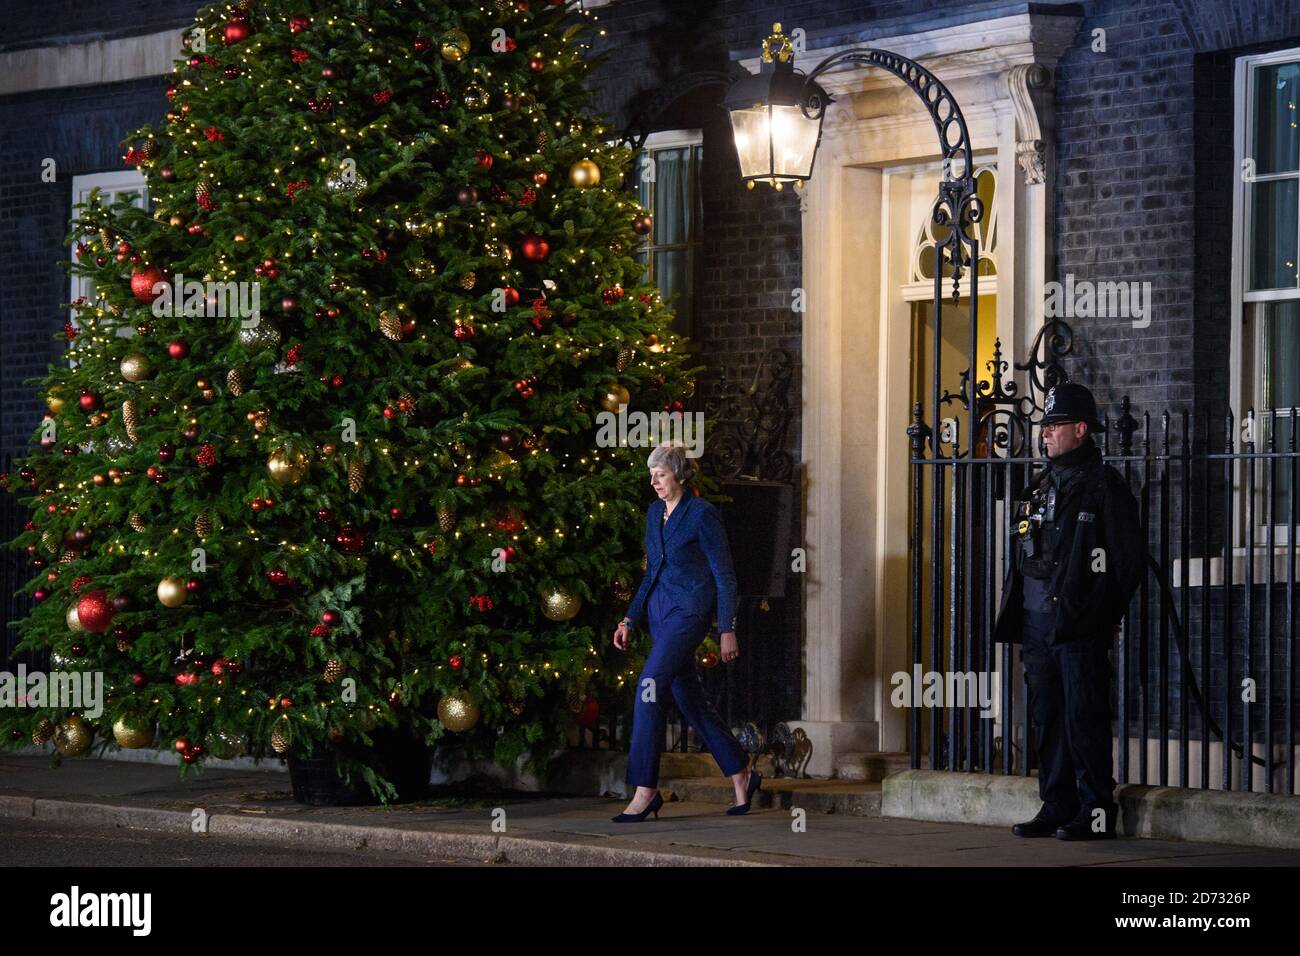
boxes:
[610,442,762,821]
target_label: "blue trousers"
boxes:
[625,584,749,789]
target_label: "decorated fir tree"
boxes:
[1,0,700,800]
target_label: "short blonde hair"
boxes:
[646,442,696,483]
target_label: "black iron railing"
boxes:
[909,378,1299,795]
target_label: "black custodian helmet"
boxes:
[1041,381,1104,431]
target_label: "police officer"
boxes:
[993,382,1144,840]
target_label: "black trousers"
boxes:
[1021,612,1117,827]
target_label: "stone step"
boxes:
[661,775,883,816]
[833,752,914,782]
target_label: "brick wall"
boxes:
[0,77,173,464]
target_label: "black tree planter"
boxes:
[286,727,434,806]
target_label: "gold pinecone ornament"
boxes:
[270,723,290,754]
[32,719,55,745]
[616,345,635,372]
[128,513,147,533]
[323,660,346,683]
[437,499,455,532]
[122,400,139,442]
[195,511,213,539]
[378,310,403,341]
[347,458,365,494]
[226,367,245,396]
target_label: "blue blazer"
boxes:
[625,494,739,633]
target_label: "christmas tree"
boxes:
[1,0,700,801]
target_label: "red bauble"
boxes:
[131,266,165,303]
[452,323,475,341]
[78,391,101,412]
[76,591,115,633]
[224,18,251,44]
[321,610,340,626]
[383,406,396,420]
[267,567,290,587]
[168,339,189,359]
[132,673,146,687]
[175,737,190,752]
[185,578,203,593]
[520,234,550,261]
[449,655,464,671]
[529,56,546,72]
[576,695,599,729]
[334,526,366,555]
[280,697,294,709]
[316,508,334,523]
[501,286,521,307]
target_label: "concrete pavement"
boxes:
[2,756,1299,866]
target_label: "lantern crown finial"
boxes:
[762,24,793,64]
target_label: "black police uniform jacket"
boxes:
[992,439,1145,645]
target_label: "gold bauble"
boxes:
[55,716,93,756]
[251,410,270,433]
[169,214,185,227]
[112,718,154,749]
[485,449,515,472]
[404,218,433,238]
[269,723,290,754]
[66,604,84,632]
[440,27,471,61]
[540,587,582,622]
[485,239,512,263]
[226,367,245,396]
[267,449,309,485]
[120,353,152,382]
[437,690,480,732]
[32,719,55,745]
[599,383,631,412]
[462,82,489,111]
[348,458,365,494]
[408,258,436,279]
[207,728,244,760]
[157,575,188,608]
[569,159,601,189]
[47,392,65,414]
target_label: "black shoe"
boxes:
[1011,814,1062,838]
[1055,814,1117,840]
[725,770,762,815]
[611,790,662,823]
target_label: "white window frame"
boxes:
[1230,46,1300,545]
[630,129,703,335]
[69,170,149,350]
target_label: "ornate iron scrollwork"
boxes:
[699,348,795,480]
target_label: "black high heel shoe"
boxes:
[725,770,762,815]
[611,790,663,823]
